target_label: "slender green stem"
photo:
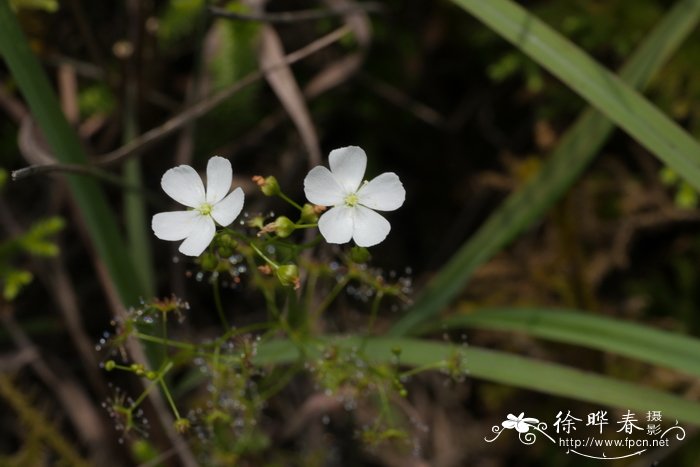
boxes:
[367,291,384,335]
[278,192,302,210]
[212,276,230,329]
[161,311,167,363]
[135,332,197,351]
[360,291,384,353]
[159,376,181,420]
[131,361,174,408]
[400,362,446,379]
[258,361,303,400]
[315,275,351,317]
[294,223,318,229]
[250,243,279,269]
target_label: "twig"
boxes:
[358,73,447,128]
[208,3,384,23]
[12,163,136,187]
[95,24,351,167]
[12,25,352,180]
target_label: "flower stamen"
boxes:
[198,203,213,216]
[344,193,359,207]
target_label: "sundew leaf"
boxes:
[391,0,700,335]
[423,308,700,379]
[254,336,700,426]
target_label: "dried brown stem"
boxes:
[96,25,351,167]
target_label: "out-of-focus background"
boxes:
[3,0,700,465]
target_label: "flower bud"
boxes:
[174,418,191,433]
[273,216,295,238]
[247,216,265,229]
[199,252,217,271]
[300,203,318,223]
[252,175,280,196]
[104,360,116,371]
[276,264,300,289]
[350,246,371,263]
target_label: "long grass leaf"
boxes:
[391,0,700,335]
[0,1,143,304]
[255,336,700,425]
[425,308,700,379]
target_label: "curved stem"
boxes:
[212,276,229,329]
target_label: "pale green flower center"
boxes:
[344,193,359,207]
[199,203,213,215]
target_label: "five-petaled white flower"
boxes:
[303,146,405,247]
[152,156,244,257]
[502,413,539,433]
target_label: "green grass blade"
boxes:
[425,308,700,379]
[451,0,700,183]
[0,1,143,304]
[255,336,700,425]
[391,0,700,335]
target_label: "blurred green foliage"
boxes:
[9,0,58,13]
[0,170,64,300]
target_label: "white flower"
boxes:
[303,146,405,247]
[152,156,244,257]
[502,413,539,433]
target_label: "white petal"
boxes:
[161,165,205,208]
[304,166,345,206]
[211,187,244,226]
[152,210,200,240]
[178,215,216,256]
[357,172,405,211]
[502,421,517,429]
[352,205,390,247]
[515,422,531,433]
[206,156,232,204]
[329,146,366,193]
[318,205,354,244]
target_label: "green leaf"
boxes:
[0,1,143,304]
[3,268,32,300]
[255,336,700,426]
[426,308,700,379]
[450,0,700,185]
[391,0,700,335]
[9,0,58,13]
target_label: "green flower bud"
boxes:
[215,233,237,256]
[104,360,116,371]
[274,216,296,238]
[253,175,280,196]
[130,363,145,376]
[146,371,158,380]
[247,216,265,229]
[350,246,371,263]
[300,203,318,223]
[199,252,217,271]
[276,264,300,289]
[174,418,191,433]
